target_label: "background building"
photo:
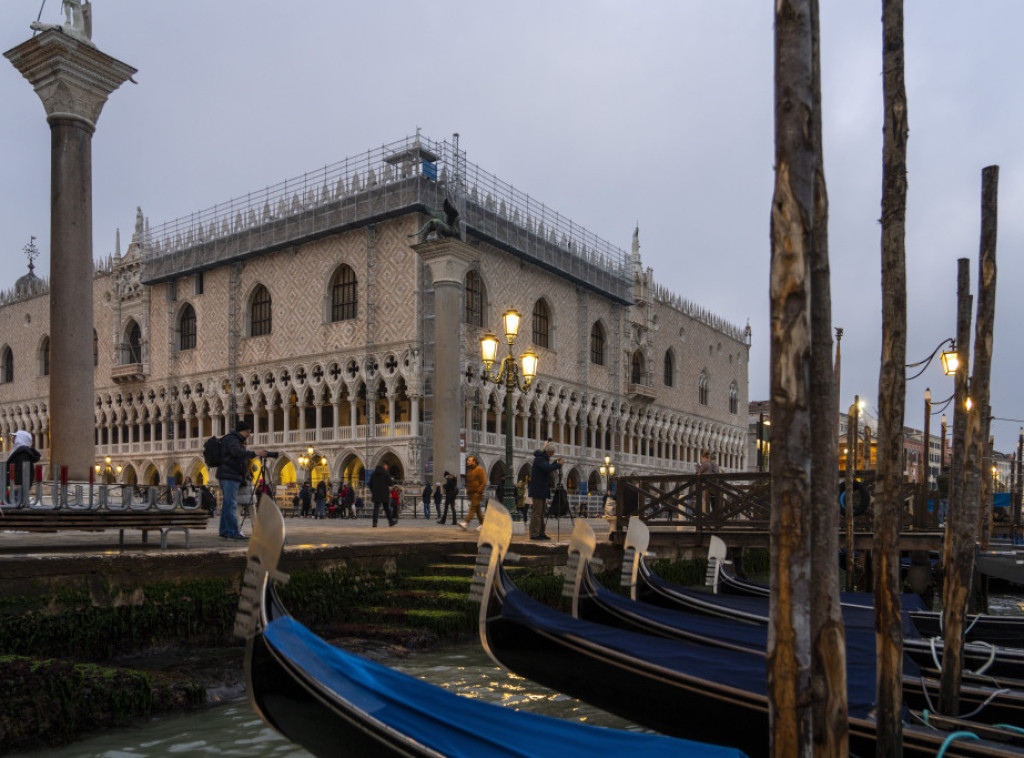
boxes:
[0,134,750,493]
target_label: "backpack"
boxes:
[203,435,224,468]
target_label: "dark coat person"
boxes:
[527,442,562,540]
[369,463,396,527]
[439,471,458,525]
[6,430,40,488]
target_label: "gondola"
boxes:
[710,539,1024,648]
[474,503,1021,757]
[235,495,748,758]
[566,519,1024,728]
[628,523,1024,681]
[976,548,1024,587]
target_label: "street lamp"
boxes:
[599,454,616,494]
[479,308,539,511]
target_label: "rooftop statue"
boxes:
[29,0,94,47]
[408,197,460,242]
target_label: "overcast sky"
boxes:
[2,2,1022,454]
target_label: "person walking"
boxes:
[342,482,356,518]
[369,463,397,527]
[459,455,487,530]
[6,430,40,491]
[439,470,458,525]
[422,482,432,519]
[314,479,328,519]
[215,420,267,540]
[528,441,563,540]
[433,482,443,519]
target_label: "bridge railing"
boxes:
[612,471,931,544]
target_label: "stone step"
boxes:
[443,551,561,569]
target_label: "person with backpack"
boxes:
[212,420,267,540]
[299,482,312,518]
[369,463,396,527]
[5,430,40,491]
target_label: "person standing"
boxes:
[6,430,40,491]
[422,481,432,519]
[342,482,356,518]
[181,476,198,508]
[439,470,458,524]
[515,476,529,523]
[215,420,267,540]
[314,479,328,519]
[459,455,487,530]
[369,463,396,527]
[696,450,720,474]
[433,482,443,519]
[528,441,563,540]
[299,481,312,518]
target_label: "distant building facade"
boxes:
[0,134,750,492]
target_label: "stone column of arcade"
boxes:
[5,28,136,480]
[414,239,476,487]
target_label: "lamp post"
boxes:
[479,309,539,512]
[598,454,616,495]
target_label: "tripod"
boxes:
[240,456,273,529]
[546,469,574,539]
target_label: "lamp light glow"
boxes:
[480,332,499,367]
[520,349,539,384]
[502,309,521,344]
[941,348,959,376]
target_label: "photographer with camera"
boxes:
[215,420,270,540]
[527,440,563,541]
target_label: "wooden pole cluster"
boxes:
[874,2,910,751]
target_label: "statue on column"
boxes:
[408,196,460,242]
[30,0,93,46]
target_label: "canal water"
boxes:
[23,644,644,757]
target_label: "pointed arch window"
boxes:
[729,381,739,414]
[631,351,645,385]
[93,329,99,367]
[331,265,358,321]
[0,345,12,384]
[663,350,674,387]
[40,336,50,377]
[250,284,272,336]
[124,321,142,364]
[179,304,197,351]
[465,270,485,327]
[590,322,605,366]
[532,299,550,349]
[698,370,710,406]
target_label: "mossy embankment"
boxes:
[0,560,569,754]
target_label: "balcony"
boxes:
[111,362,147,383]
[626,382,656,401]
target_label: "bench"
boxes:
[0,509,211,548]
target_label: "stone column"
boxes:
[414,239,475,482]
[410,394,420,438]
[6,30,135,479]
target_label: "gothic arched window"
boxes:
[250,284,272,336]
[532,299,550,349]
[698,370,710,406]
[590,322,605,366]
[179,304,197,351]
[330,265,358,322]
[464,271,485,327]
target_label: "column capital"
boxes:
[414,238,477,287]
[5,29,136,130]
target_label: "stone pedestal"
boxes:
[6,30,136,479]
[414,239,476,482]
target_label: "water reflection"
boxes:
[24,645,641,757]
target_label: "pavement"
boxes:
[0,508,610,558]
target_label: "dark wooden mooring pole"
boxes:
[875,1,909,751]
[845,398,858,592]
[973,167,999,551]
[940,258,974,715]
[1015,429,1023,530]
[808,0,847,752]
[770,0,815,754]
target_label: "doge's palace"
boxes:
[0,134,750,494]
